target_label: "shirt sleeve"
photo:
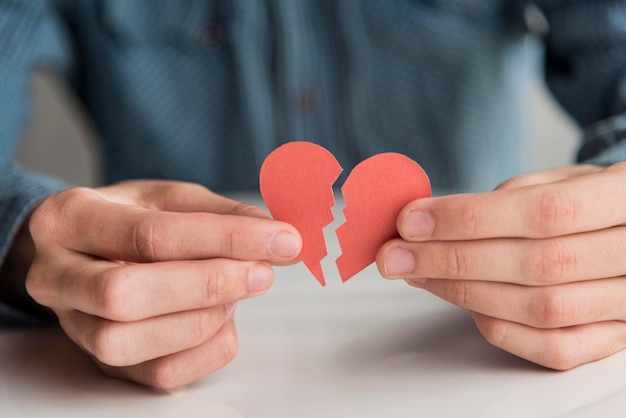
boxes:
[534,0,626,164]
[0,1,73,325]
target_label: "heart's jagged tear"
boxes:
[259,142,342,286]
[259,142,431,285]
[336,153,431,281]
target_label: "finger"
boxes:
[96,319,238,389]
[100,181,269,218]
[30,251,273,321]
[409,277,626,328]
[495,164,603,191]
[35,188,301,263]
[378,226,626,284]
[397,163,626,241]
[58,305,235,367]
[471,313,626,370]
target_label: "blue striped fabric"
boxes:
[2,0,626,323]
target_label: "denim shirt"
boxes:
[2,0,626,323]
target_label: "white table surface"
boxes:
[3,194,626,418]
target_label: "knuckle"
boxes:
[458,200,481,237]
[188,310,217,345]
[217,228,237,259]
[132,215,170,261]
[205,268,231,306]
[168,183,209,208]
[230,201,261,217]
[88,322,125,366]
[30,187,96,244]
[540,337,580,370]
[170,181,203,195]
[94,269,135,321]
[146,361,181,390]
[477,317,509,349]
[524,241,576,284]
[532,189,577,236]
[220,323,239,363]
[29,203,55,242]
[146,323,239,390]
[445,281,472,308]
[24,259,47,303]
[436,244,472,278]
[29,194,66,242]
[529,287,572,328]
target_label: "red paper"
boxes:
[336,153,431,282]
[259,142,342,286]
[260,142,431,285]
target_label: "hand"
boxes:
[376,163,626,370]
[25,180,301,388]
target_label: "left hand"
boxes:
[376,163,626,370]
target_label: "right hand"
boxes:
[25,180,302,389]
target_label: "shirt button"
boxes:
[295,90,319,112]
[201,22,224,49]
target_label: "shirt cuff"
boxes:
[577,112,626,165]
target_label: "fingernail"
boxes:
[268,231,300,259]
[403,210,435,238]
[248,263,273,293]
[384,247,415,276]
[224,302,237,319]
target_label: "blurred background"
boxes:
[16,60,581,189]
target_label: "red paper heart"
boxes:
[259,142,431,285]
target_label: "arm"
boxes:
[0,1,72,323]
[1,3,302,391]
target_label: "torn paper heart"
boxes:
[259,142,342,286]
[259,142,431,285]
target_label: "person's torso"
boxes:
[55,0,534,192]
